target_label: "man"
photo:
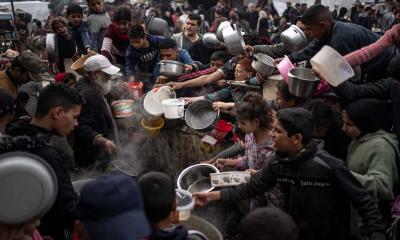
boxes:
[0,89,15,136]
[73,54,120,169]
[173,13,202,51]
[245,3,258,32]
[75,174,150,240]
[285,4,395,82]
[154,38,194,84]
[194,108,387,240]
[1,84,82,240]
[0,51,44,98]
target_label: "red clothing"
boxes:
[100,23,130,65]
[344,24,400,66]
[176,67,215,82]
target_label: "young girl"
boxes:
[216,92,284,209]
[101,6,132,67]
[186,57,259,105]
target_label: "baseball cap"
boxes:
[15,51,46,82]
[84,55,120,75]
[0,89,15,116]
[78,174,150,240]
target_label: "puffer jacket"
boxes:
[220,141,386,240]
[1,123,78,240]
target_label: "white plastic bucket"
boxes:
[310,45,354,87]
[176,189,195,221]
[162,98,185,119]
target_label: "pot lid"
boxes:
[0,152,57,224]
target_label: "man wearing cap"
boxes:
[0,51,44,98]
[0,89,15,136]
[73,54,120,170]
[74,174,150,240]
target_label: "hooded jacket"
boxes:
[220,141,386,240]
[1,123,78,240]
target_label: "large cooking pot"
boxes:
[287,67,319,97]
[0,152,57,224]
[216,21,232,42]
[251,53,275,77]
[159,60,185,78]
[145,16,171,38]
[222,25,245,56]
[46,33,58,63]
[280,25,308,53]
[185,100,218,133]
[177,164,220,193]
[202,33,222,49]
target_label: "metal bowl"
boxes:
[216,21,231,42]
[159,60,185,78]
[146,16,171,38]
[222,26,245,56]
[202,33,221,49]
[185,100,218,133]
[177,164,220,193]
[280,25,308,53]
[251,53,275,77]
[287,67,319,97]
[0,152,57,224]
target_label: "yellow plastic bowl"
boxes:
[141,117,164,137]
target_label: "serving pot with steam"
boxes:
[280,25,308,53]
[159,60,185,78]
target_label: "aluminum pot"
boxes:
[222,25,245,56]
[145,16,171,38]
[280,25,308,53]
[177,164,220,193]
[185,100,218,133]
[183,215,223,240]
[251,53,275,77]
[202,33,221,49]
[287,67,319,97]
[0,152,57,224]
[46,33,58,63]
[159,60,185,78]
[216,21,231,42]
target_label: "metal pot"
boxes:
[222,25,245,56]
[185,100,218,133]
[46,33,58,63]
[216,21,231,42]
[183,215,223,240]
[251,53,275,77]
[0,152,57,224]
[177,164,220,193]
[287,67,319,97]
[145,16,171,38]
[280,25,308,53]
[159,60,185,78]
[202,33,221,49]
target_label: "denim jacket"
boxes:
[68,22,91,54]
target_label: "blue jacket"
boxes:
[288,21,395,80]
[68,22,91,55]
[152,49,193,79]
[125,34,163,77]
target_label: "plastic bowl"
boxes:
[176,189,195,221]
[277,55,295,82]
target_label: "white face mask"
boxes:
[94,73,112,95]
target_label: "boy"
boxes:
[86,0,111,52]
[1,84,82,240]
[138,172,199,240]
[67,4,95,55]
[125,24,163,88]
[195,108,387,240]
[101,6,132,66]
[50,17,77,72]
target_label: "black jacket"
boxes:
[1,123,78,240]
[322,112,351,161]
[73,77,115,167]
[333,78,399,141]
[220,142,386,240]
[150,225,188,240]
[288,21,395,81]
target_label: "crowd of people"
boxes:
[1,0,400,239]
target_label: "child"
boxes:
[50,17,77,73]
[267,81,305,111]
[138,171,200,240]
[86,0,111,52]
[101,6,132,67]
[67,4,95,55]
[216,92,283,209]
[125,24,163,85]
